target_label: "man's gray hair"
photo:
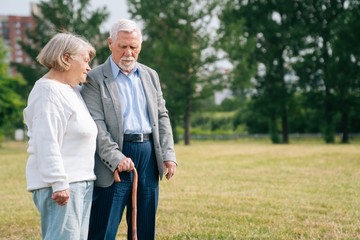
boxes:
[110,19,143,43]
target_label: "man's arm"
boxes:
[81,74,126,172]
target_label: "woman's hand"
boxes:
[52,189,70,206]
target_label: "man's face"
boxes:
[108,31,141,72]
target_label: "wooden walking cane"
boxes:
[114,168,138,240]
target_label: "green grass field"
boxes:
[1,140,360,239]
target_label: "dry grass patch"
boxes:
[1,141,360,239]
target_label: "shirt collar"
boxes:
[110,56,139,78]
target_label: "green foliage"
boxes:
[0,39,7,76]
[127,0,220,144]
[292,0,360,143]
[0,76,26,125]
[0,38,27,143]
[218,0,302,143]
[216,2,257,94]
[15,0,110,95]
[217,0,360,143]
[217,97,241,112]
[191,111,235,132]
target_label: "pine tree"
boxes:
[14,0,110,95]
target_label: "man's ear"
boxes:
[108,38,112,51]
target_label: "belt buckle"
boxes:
[135,134,144,142]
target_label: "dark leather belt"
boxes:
[124,133,152,142]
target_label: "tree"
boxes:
[217,0,301,143]
[0,38,26,144]
[127,0,219,145]
[14,0,110,95]
[330,2,360,143]
[293,0,360,143]
[217,0,360,143]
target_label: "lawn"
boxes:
[1,140,360,239]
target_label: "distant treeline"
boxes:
[1,0,359,145]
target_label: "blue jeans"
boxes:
[88,140,159,240]
[32,181,94,240]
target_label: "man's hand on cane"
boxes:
[118,157,135,172]
[114,157,135,182]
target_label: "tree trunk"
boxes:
[269,114,280,144]
[340,108,349,143]
[321,32,335,144]
[183,98,191,145]
[323,90,335,143]
[281,109,289,144]
[279,57,289,144]
[170,118,179,144]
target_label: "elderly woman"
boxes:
[23,32,97,240]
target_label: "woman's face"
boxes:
[67,50,92,86]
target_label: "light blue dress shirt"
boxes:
[110,57,152,134]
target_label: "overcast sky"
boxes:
[0,0,130,31]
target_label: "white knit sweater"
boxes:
[24,78,97,192]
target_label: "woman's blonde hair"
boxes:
[37,32,96,71]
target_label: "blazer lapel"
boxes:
[103,58,124,133]
[138,65,157,125]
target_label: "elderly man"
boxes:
[81,19,177,240]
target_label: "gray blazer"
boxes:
[81,57,177,187]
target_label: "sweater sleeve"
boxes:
[31,99,69,192]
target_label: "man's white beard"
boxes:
[118,57,136,72]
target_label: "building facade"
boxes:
[0,15,35,75]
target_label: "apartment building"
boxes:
[0,3,37,75]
